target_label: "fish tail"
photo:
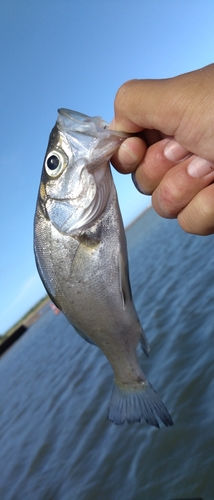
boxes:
[108,381,173,427]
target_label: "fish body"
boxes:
[34,109,173,427]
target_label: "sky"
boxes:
[1,0,214,334]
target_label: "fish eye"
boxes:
[45,150,66,177]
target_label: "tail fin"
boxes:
[108,381,173,427]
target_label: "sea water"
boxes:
[0,208,214,499]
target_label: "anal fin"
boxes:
[140,329,150,357]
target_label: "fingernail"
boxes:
[164,139,189,162]
[131,173,149,195]
[187,156,214,178]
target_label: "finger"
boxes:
[177,183,214,235]
[113,65,214,160]
[152,157,214,218]
[141,129,163,146]
[133,138,190,195]
[111,136,147,174]
[113,78,182,133]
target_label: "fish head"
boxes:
[37,109,129,235]
[56,108,129,166]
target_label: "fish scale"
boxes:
[34,108,173,428]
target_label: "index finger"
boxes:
[112,78,181,134]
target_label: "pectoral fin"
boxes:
[118,249,150,357]
[118,250,132,310]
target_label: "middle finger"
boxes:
[133,138,190,194]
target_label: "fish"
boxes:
[34,108,173,428]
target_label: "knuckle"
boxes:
[114,79,138,108]
[144,150,164,185]
[177,185,214,235]
[154,180,181,218]
[177,208,196,234]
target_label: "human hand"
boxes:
[110,64,214,235]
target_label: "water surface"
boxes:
[0,208,214,499]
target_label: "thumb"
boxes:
[113,64,214,160]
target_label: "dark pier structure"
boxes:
[0,325,28,356]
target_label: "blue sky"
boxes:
[1,0,214,334]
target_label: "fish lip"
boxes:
[59,108,97,122]
[58,108,108,135]
[57,108,130,139]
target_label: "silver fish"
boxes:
[34,109,173,428]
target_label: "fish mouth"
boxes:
[56,108,130,165]
[57,108,129,139]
